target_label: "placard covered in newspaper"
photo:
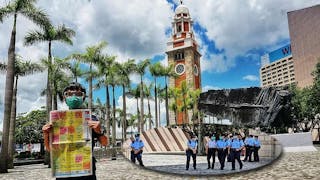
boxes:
[50,109,92,178]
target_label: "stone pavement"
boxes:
[1,148,319,180]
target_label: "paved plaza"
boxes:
[1,146,319,180]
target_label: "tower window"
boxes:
[177,23,182,32]
[175,52,184,60]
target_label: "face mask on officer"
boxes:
[66,95,83,109]
[135,137,140,141]
[219,136,223,140]
[211,137,215,141]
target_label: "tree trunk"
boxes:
[0,13,16,173]
[154,78,158,128]
[105,86,111,144]
[165,77,169,127]
[140,76,144,133]
[88,64,93,110]
[122,85,126,140]
[137,99,140,133]
[112,85,116,146]
[47,41,53,118]
[158,99,161,127]
[148,97,151,130]
[52,79,58,110]
[8,76,18,169]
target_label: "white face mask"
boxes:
[233,136,238,139]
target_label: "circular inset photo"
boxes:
[122,127,282,176]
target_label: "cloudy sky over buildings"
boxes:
[1,0,320,130]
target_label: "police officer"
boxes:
[253,136,261,162]
[130,134,144,166]
[186,134,197,170]
[225,133,232,162]
[230,134,244,170]
[216,134,227,170]
[244,135,255,162]
[205,134,217,169]
[129,136,135,162]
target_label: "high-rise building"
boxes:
[166,2,201,125]
[288,4,320,88]
[260,45,295,87]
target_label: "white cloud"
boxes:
[185,0,320,57]
[243,75,259,81]
[202,85,221,92]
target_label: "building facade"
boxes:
[288,5,320,88]
[166,3,201,125]
[260,45,295,87]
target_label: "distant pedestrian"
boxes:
[216,134,227,170]
[243,135,254,162]
[253,136,261,162]
[186,134,197,170]
[230,134,244,170]
[130,134,144,166]
[205,134,217,169]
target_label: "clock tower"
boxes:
[166,2,201,126]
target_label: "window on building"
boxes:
[174,52,184,60]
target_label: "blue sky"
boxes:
[1,0,320,130]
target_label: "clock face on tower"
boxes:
[175,63,185,75]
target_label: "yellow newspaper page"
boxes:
[50,109,92,178]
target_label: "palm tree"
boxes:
[24,23,75,122]
[127,86,141,132]
[149,62,163,128]
[144,83,153,130]
[117,59,136,140]
[107,62,121,146]
[161,65,175,126]
[169,87,180,125]
[188,89,201,129]
[135,59,150,133]
[0,57,44,168]
[51,57,72,110]
[95,54,115,141]
[71,41,107,110]
[0,0,50,172]
[180,81,189,125]
[127,114,138,137]
[67,60,85,83]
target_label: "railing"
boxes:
[93,146,124,160]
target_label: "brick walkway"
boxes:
[1,149,319,180]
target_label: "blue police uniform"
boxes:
[130,137,144,166]
[253,137,261,162]
[244,136,255,162]
[216,138,227,170]
[230,137,244,170]
[186,139,197,170]
[206,138,217,169]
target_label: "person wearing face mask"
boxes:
[229,133,244,170]
[42,82,108,180]
[216,134,227,170]
[186,134,197,170]
[205,134,217,169]
[130,134,144,166]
